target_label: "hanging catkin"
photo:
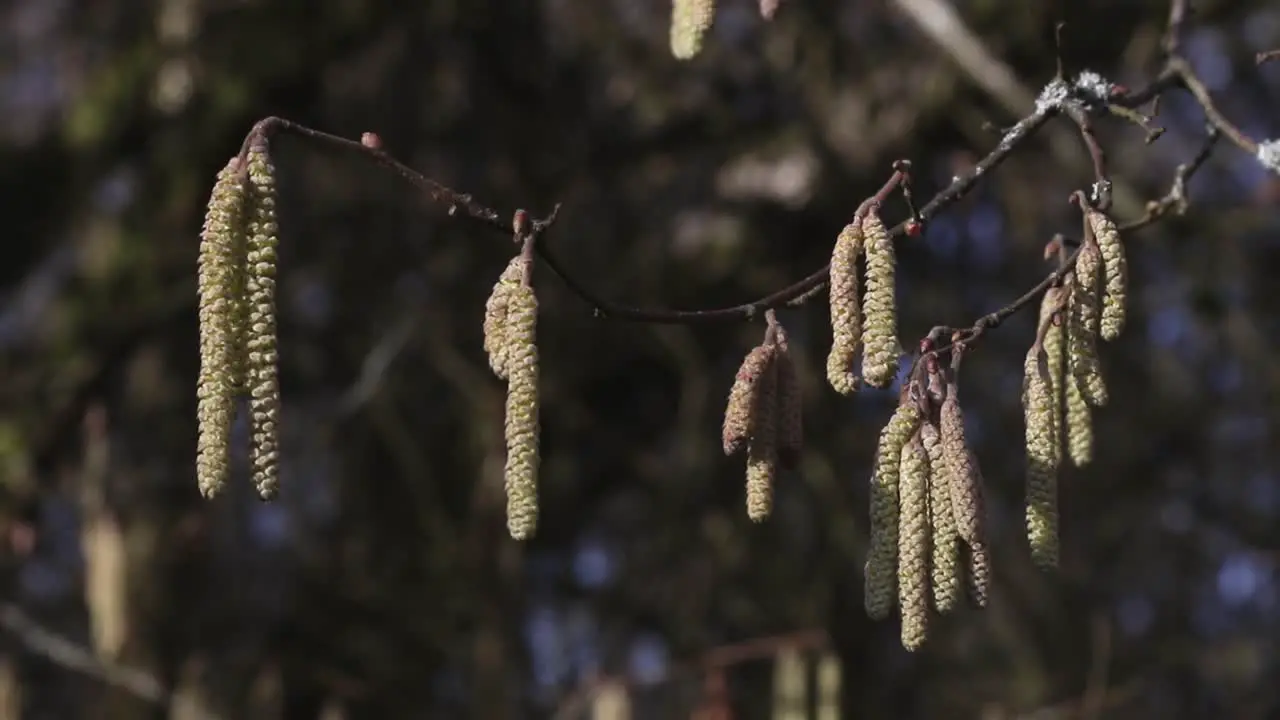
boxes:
[897,431,931,651]
[670,0,716,60]
[1069,242,1108,406]
[774,324,804,468]
[939,386,985,548]
[245,144,282,501]
[920,422,962,614]
[864,398,922,620]
[503,277,541,540]
[1065,370,1094,467]
[483,256,525,381]
[745,351,779,522]
[1042,288,1065,469]
[826,221,863,394]
[722,344,778,457]
[196,157,247,499]
[860,210,899,388]
[1024,290,1062,569]
[1088,209,1128,341]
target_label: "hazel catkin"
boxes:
[920,422,962,614]
[864,398,922,620]
[483,256,526,381]
[1069,242,1108,406]
[503,281,541,540]
[897,432,931,651]
[939,391,985,547]
[826,221,863,395]
[722,344,778,457]
[745,356,779,522]
[1024,310,1060,570]
[245,144,282,502]
[1088,209,1128,341]
[1065,370,1094,467]
[860,210,900,388]
[670,0,716,60]
[196,157,247,499]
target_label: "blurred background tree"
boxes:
[0,0,1278,718]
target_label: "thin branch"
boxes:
[0,604,169,706]
[1163,0,1190,56]
[1168,57,1260,157]
[1258,49,1280,65]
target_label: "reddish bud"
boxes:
[360,132,382,149]
[512,209,529,237]
[905,220,923,237]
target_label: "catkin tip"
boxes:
[670,0,716,60]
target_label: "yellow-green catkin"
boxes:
[1089,210,1128,341]
[966,540,991,608]
[196,157,247,499]
[503,282,541,540]
[774,325,803,469]
[939,393,984,548]
[897,432,931,652]
[670,0,716,60]
[1024,332,1059,570]
[826,221,863,394]
[865,399,922,620]
[245,145,281,501]
[722,344,778,456]
[920,422,962,614]
[1041,288,1065,468]
[860,210,899,388]
[1065,369,1094,467]
[1069,243,1108,406]
[483,256,525,381]
[745,356,779,522]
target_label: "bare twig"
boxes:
[0,604,168,705]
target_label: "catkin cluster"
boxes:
[826,208,901,394]
[864,370,988,651]
[1018,214,1127,567]
[721,319,802,521]
[196,143,282,502]
[482,254,541,540]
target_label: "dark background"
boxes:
[1,0,1278,718]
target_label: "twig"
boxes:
[0,604,169,706]
[1163,0,1190,56]
[1168,57,1260,157]
[1258,49,1280,65]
